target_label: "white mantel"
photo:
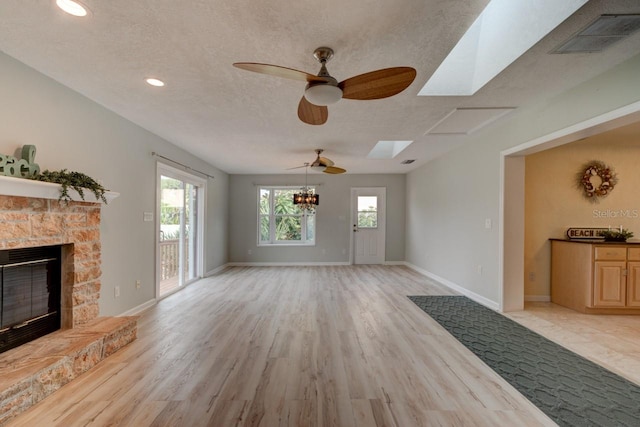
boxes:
[0,175,119,204]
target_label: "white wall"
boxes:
[228,174,405,263]
[0,52,229,316]
[406,52,640,307]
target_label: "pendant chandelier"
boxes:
[293,163,319,214]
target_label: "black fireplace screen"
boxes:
[0,245,61,354]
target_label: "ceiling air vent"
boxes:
[401,159,415,165]
[551,14,640,54]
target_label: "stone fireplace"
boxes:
[0,176,137,425]
[0,194,103,329]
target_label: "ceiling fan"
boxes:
[289,149,346,174]
[233,47,416,125]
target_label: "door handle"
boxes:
[353,224,359,232]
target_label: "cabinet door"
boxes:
[627,261,640,307]
[593,261,626,307]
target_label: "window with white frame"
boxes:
[258,187,315,245]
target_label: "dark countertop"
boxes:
[550,238,640,245]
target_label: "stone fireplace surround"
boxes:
[0,176,138,425]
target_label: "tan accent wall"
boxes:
[524,122,640,298]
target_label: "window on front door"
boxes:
[357,196,378,228]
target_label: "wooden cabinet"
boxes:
[593,261,626,307]
[550,240,640,314]
[628,261,640,307]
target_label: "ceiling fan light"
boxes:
[304,84,343,106]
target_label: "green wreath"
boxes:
[578,161,617,202]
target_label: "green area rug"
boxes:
[408,295,640,427]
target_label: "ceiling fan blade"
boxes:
[286,165,307,170]
[339,67,416,100]
[323,166,346,174]
[318,157,334,167]
[233,63,328,83]
[298,96,328,125]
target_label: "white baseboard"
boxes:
[226,261,351,267]
[205,264,230,277]
[117,269,234,318]
[384,261,406,266]
[119,298,156,316]
[404,262,500,311]
[524,295,551,302]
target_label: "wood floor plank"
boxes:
[350,399,379,427]
[282,399,317,427]
[243,357,289,426]
[5,265,638,426]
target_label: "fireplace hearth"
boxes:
[0,177,137,426]
[0,245,62,354]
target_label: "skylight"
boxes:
[418,0,588,96]
[367,141,413,159]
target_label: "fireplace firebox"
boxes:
[0,245,61,354]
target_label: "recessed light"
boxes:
[145,78,165,87]
[56,0,89,17]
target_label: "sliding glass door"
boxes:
[157,164,205,298]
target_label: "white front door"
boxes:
[351,187,386,264]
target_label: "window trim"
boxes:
[258,186,316,246]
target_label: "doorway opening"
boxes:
[500,102,640,312]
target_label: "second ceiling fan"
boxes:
[289,149,346,174]
[233,47,416,125]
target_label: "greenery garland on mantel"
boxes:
[577,160,617,203]
[34,169,108,204]
[1,144,108,204]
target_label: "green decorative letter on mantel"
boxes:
[0,144,40,178]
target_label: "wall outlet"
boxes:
[247,249,252,255]
[485,218,492,229]
[143,212,153,222]
[135,280,141,289]
[477,265,483,275]
[114,286,120,298]
[528,272,535,282]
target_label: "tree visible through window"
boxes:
[160,176,184,241]
[357,196,378,228]
[259,187,315,245]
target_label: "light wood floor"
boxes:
[7,266,639,426]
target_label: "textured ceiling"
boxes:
[0,0,639,174]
